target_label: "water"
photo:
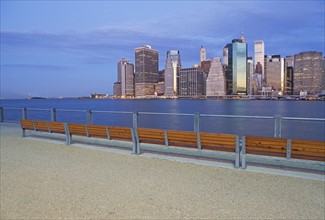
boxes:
[1,99,324,141]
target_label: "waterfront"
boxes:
[1,99,324,141]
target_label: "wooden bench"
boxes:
[34,120,49,132]
[291,139,325,161]
[48,121,66,134]
[137,128,165,145]
[67,123,87,137]
[20,120,34,137]
[200,132,238,152]
[107,126,133,142]
[245,136,287,158]
[87,125,108,139]
[167,130,197,148]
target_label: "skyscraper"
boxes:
[117,58,135,97]
[232,35,247,95]
[206,57,226,96]
[179,67,204,97]
[247,57,254,95]
[164,50,181,96]
[294,51,324,95]
[223,43,232,95]
[200,46,206,63]
[265,55,284,92]
[134,45,159,96]
[254,40,265,79]
[284,56,294,95]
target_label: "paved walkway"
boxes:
[1,123,324,219]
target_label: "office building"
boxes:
[179,67,204,97]
[117,58,134,97]
[247,57,254,95]
[200,46,206,63]
[265,55,284,92]
[254,40,265,79]
[294,51,324,95]
[164,50,181,96]
[232,34,248,95]
[223,43,232,95]
[223,33,247,95]
[206,57,226,96]
[113,82,121,97]
[284,56,294,95]
[134,45,159,96]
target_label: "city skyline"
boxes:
[1,1,324,98]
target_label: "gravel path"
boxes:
[1,123,324,219]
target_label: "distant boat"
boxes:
[28,97,46,100]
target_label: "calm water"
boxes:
[1,99,324,141]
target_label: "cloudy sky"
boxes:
[1,0,324,98]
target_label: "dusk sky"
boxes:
[1,0,324,98]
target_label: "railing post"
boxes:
[194,112,201,132]
[274,114,282,138]
[64,123,71,145]
[235,136,240,168]
[286,139,292,159]
[51,108,57,122]
[132,111,139,155]
[0,107,4,122]
[22,108,27,120]
[241,136,246,169]
[86,110,92,124]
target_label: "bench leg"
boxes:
[21,128,26,138]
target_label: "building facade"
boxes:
[284,56,294,95]
[232,36,247,95]
[164,50,181,96]
[247,57,254,95]
[179,67,204,97]
[134,45,159,96]
[254,40,265,79]
[117,59,135,97]
[206,57,226,96]
[200,46,206,63]
[223,43,233,95]
[293,51,324,95]
[265,55,284,92]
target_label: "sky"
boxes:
[1,0,324,99]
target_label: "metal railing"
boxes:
[1,107,324,140]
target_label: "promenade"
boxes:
[1,123,324,219]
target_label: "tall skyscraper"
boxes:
[265,55,284,92]
[254,40,265,79]
[247,57,254,95]
[179,67,204,97]
[232,36,247,95]
[117,58,135,97]
[294,51,324,95]
[206,57,226,96]
[134,45,159,96]
[223,43,232,95]
[200,46,206,63]
[284,56,294,95]
[164,50,181,96]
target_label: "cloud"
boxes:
[1,63,72,71]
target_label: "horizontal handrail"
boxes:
[282,117,325,121]
[26,108,51,111]
[91,110,133,114]
[55,109,86,113]
[139,111,194,116]
[200,114,274,119]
